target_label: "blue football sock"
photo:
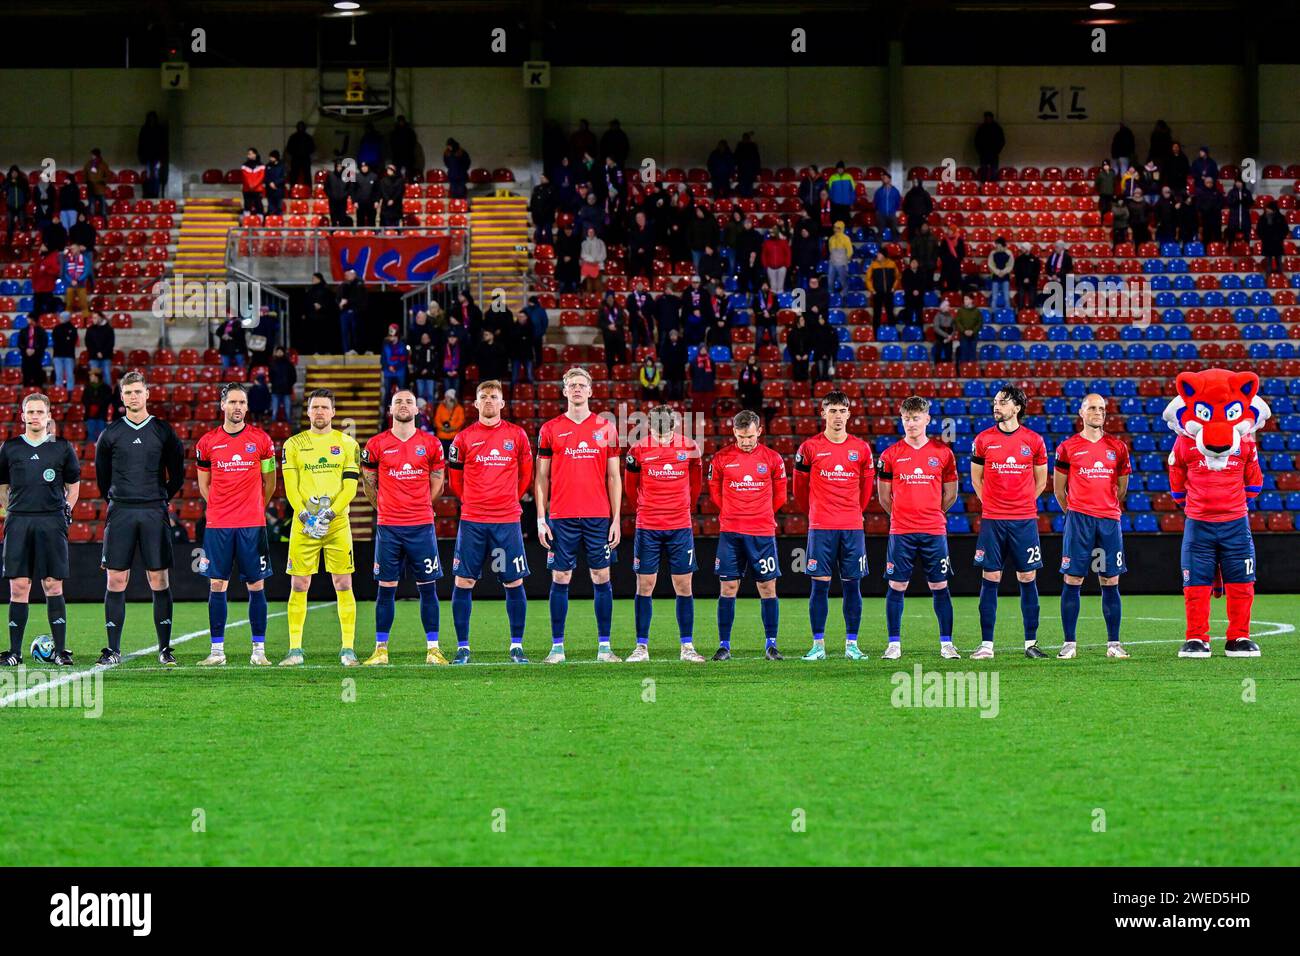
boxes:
[1101,584,1122,642]
[932,586,954,642]
[452,585,473,647]
[248,588,267,644]
[885,588,904,641]
[375,584,396,643]
[809,578,830,640]
[593,581,613,643]
[716,596,735,649]
[675,595,694,644]
[760,596,779,647]
[549,582,569,645]
[417,581,440,645]
[1060,582,1082,643]
[1019,579,1040,644]
[842,578,862,641]
[208,590,227,645]
[978,578,999,643]
[505,585,527,644]
[635,594,653,644]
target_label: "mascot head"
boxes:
[1163,368,1271,471]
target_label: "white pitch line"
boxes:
[0,603,330,707]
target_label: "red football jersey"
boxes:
[195,425,275,529]
[972,424,1048,520]
[448,419,534,522]
[1169,434,1262,522]
[537,411,618,519]
[793,432,874,530]
[877,437,958,535]
[706,442,788,536]
[1055,432,1131,520]
[361,429,445,526]
[624,435,702,531]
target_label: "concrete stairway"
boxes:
[173,197,241,278]
[469,193,530,312]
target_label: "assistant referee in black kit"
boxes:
[0,393,80,666]
[94,371,185,666]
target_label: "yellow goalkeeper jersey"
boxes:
[281,428,362,517]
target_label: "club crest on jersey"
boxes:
[331,446,341,455]
[415,446,426,456]
[245,443,257,454]
[287,558,294,571]
[928,457,940,468]
[806,558,818,572]
[713,558,721,571]
[676,451,687,462]
[1183,568,1191,582]
[374,562,381,575]
[452,557,460,570]
[886,561,895,574]
[757,463,768,474]
[974,548,985,562]
[1060,555,1071,569]
[1020,445,1031,457]
[503,440,514,451]
[1106,450,1116,461]
[848,451,859,462]
[198,556,210,572]
[633,556,640,570]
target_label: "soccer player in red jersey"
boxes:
[1169,395,1264,659]
[969,385,1050,659]
[534,367,623,663]
[792,390,874,661]
[448,380,534,663]
[876,396,959,659]
[624,405,704,662]
[360,389,446,665]
[705,409,788,660]
[1053,394,1132,659]
[194,383,277,666]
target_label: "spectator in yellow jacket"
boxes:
[865,250,901,329]
[433,389,465,451]
[826,221,854,295]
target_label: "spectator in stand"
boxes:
[1045,240,1073,284]
[60,242,93,315]
[827,161,856,230]
[83,367,111,441]
[263,151,285,217]
[706,295,732,350]
[910,221,939,277]
[5,165,29,245]
[30,242,61,317]
[1013,242,1041,309]
[738,354,764,417]
[900,256,928,326]
[707,140,735,199]
[986,236,1013,311]
[1190,147,1218,194]
[1177,188,1199,244]
[1127,190,1150,247]
[510,311,537,385]
[216,315,248,370]
[761,227,791,293]
[477,328,506,383]
[975,112,1005,182]
[689,204,718,275]
[1153,185,1177,242]
[58,178,83,233]
[529,172,556,245]
[791,222,820,288]
[352,160,379,225]
[324,158,351,227]
[139,111,169,198]
[34,179,56,232]
[734,218,764,293]
[954,294,982,375]
[625,281,653,351]
[680,278,709,347]
[752,281,779,348]
[411,332,439,406]
[787,313,812,382]
[902,176,932,240]
[240,148,266,216]
[285,121,315,187]
[734,132,760,198]
[554,220,581,293]
[304,272,338,345]
[444,138,471,199]
[19,319,47,387]
[655,285,681,350]
[600,119,630,168]
[638,355,663,402]
[1225,177,1253,245]
[799,165,825,219]
[1148,120,1173,167]
[811,312,839,383]
[337,269,367,355]
[551,154,578,211]
[866,249,901,329]
[407,308,433,350]
[627,210,655,280]
[69,211,96,253]
[805,274,829,316]
[1161,142,1190,194]
[390,116,419,178]
[247,373,272,425]
[441,331,463,395]
[1111,122,1136,175]
[661,327,688,400]
[698,243,725,287]
[433,389,465,451]
[570,119,598,162]
[85,310,114,386]
[1110,197,1130,251]
[1094,160,1115,216]
[1118,162,1140,200]
[523,295,549,365]
[1139,161,1161,203]
[378,163,405,227]
[826,221,853,295]
[1257,201,1287,275]
[598,293,626,375]
[83,149,111,220]
[269,346,296,422]
[52,312,77,391]
[580,225,606,292]
[873,173,902,237]
[933,300,956,365]
[1196,178,1224,243]
[936,225,966,293]
[690,348,716,417]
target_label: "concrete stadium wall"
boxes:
[0,63,1282,180]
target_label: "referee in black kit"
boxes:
[94,371,186,666]
[0,393,80,666]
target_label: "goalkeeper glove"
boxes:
[64,502,73,527]
[312,509,335,539]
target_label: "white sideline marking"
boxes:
[0,603,330,707]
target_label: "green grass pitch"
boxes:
[2,593,1296,866]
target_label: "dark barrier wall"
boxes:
[43,534,1300,602]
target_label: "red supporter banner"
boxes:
[326,234,452,285]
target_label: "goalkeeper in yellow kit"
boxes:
[278,388,362,666]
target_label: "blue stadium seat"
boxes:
[1137,452,1163,471]
[1113,379,1137,397]
[1052,343,1076,360]
[1127,416,1150,432]
[1125,343,1149,359]
[836,344,854,361]
[1119,515,1134,533]
[1259,433,1284,451]
[1029,344,1051,360]
[836,327,850,343]
[942,398,967,415]
[876,325,899,342]
[881,344,904,361]
[901,325,924,342]
[1045,397,1067,415]
[1175,343,1198,360]
[1146,474,1170,492]
[1063,379,1086,397]
[1047,326,1070,341]
[1077,343,1100,360]
[1167,325,1192,340]
[1268,452,1293,472]
[946,515,970,533]
[1202,290,1225,306]
[1134,514,1158,532]
[709,345,731,362]
[1131,435,1156,452]
[1256,491,1282,511]
[1222,276,1244,292]
[1142,258,1163,273]
[964,381,987,397]
[1177,291,1201,306]
[1184,241,1204,257]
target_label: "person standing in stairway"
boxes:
[338,269,368,355]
